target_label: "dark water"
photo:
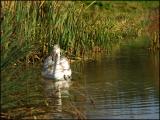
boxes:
[71,48,159,119]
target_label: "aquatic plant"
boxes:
[1,1,159,67]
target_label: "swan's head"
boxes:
[51,44,60,60]
[53,44,60,50]
[54,45,60,55]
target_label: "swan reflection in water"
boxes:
[43,79,72,111]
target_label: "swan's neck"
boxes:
[54,52,60,71]
[56,53,60,64]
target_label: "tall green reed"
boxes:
[2,1,157,68]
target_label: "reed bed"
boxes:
[1,1,159,69]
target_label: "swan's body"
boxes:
[60,57,72,80]
[42,56,55,79]
[42,45,72,81]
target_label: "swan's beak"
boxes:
[51,52,55,61]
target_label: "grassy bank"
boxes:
[1,1,159,69]
[1,1,159,119]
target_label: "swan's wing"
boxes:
[47,62,65,80]
[43,56,54,69]
[42,56,55,78]
[60,57,72,80]
[60,57,70,69]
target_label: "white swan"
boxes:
[42,44,72,81]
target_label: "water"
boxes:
[71,48,159,119]
[2,48,159,119]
